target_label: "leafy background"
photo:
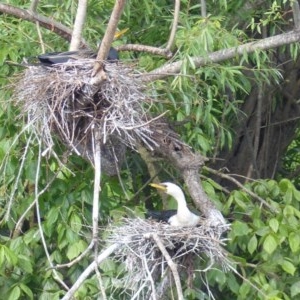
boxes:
[0,0,300,299]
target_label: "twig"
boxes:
[55,241,94,269]
[142,256,157,300]
[69,0,88,51]
[92,127,102,294]
[166,0,180,51]
[151,233,184,300]
[204,166,278,212]
[95,266,107,300]
[13,169,59,238]
[29,0,39,12]
[4,131,33,222]
[61,243,121,300]
[34,138,69,291]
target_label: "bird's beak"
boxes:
[149,183,167,192]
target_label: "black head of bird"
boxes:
[149,182,200,227]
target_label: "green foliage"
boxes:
[1,0,300,299]
[221,179,300,299]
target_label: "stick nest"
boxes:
[14,60,158,174]
[107,218,230,297]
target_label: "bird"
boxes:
[148,182,200,227]
[37,47,119,66]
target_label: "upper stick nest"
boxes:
[106,218,230,297]
[15,60,158,173]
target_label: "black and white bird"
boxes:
[148,182,200,227]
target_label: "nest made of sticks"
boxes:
[14,60,159,174]
[106,218,230,297]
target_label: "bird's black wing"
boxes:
[145,210,177,223]
[37,47,118,66]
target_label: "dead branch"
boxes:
[69,0,88,51]
[151,233,184,300]
[61,243,121,300]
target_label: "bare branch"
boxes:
[204,166,277,212]
[201,0,207,18]
[69,0,88,51]
[29,0,39,12]
[0,3,88,46]
[151,233,184,300]
[141,29,300,82]
[55,241,94,269]
[92,0,126,81]
[34,139,69,291]
[117,44,173,58]
[61,243,121,300]
[292,0,300,30]
[166,0,180,51]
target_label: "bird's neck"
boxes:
[174,191,188,211]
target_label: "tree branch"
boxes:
[165,0,180,51]
[142,29,300,82]
[292,0,300,30]
[69,0,88,51]
[61,243,121,300]
[0,3,77,43]
[92,0,126,83]
[151,233,184,300]
[204,166,277,212]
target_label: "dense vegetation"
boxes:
[0,0,300,299]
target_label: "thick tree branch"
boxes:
[92,0,126,83]
[69,0,88,51]
[0,3,80,44]
[142,29,300,82]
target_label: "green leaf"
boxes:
[248,235,258,254]
[18,255,33,274]
[263,234,277,254]
[8,286,21,300]
[69,213,82,233]
[289,232,300,253]
[281,259,296,275]
[231,221,251,237]
[66,240,87,260]
[19,283,33,300]
[269,218,279,233]
[291,281,300,297]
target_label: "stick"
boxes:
[151,233,184,300]
[61,243,121,300]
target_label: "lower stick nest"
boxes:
[106,218,230,298]
[14,60,158,175]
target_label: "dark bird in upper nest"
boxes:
[147,182,201,227]
[37,47,119,66]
